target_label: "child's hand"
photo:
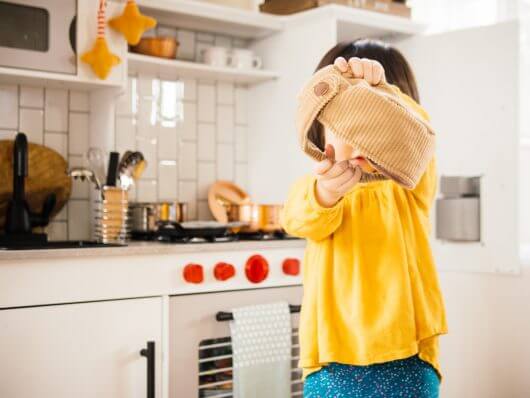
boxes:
[334,56,385,85]
[314,144,362,208]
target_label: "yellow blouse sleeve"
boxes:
[280,174,344,242]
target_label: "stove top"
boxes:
[0,240,124,251]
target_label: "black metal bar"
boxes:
[140,341,155,398]
[216,304,301,322]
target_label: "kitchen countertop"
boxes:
[0,238,307,261]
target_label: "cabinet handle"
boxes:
[140,341,155,398]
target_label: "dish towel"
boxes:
[230,301,292,398]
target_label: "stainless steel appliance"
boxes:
[436,176,481,242]
[0,0,77,74]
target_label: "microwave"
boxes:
[0,0,77,74]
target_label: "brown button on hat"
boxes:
[296,65,435,189]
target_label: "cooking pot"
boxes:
[223,203,283,233]
[130,202,188,232]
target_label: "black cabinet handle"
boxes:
[216,304,301,321]
[140,341,155,398]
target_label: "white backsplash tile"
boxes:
[235,162,248,191]
[54,205,68,221]
[20,86,44,108]
[182,78,197,101]
[137,180,158,202]
[198,161,216,200]
[44,132,67,158]
[197,32,215,43]
[177,30,196,61]
[179,181,197,219]
[115,116,136,155]
[69,91,89,112]
[68,113,89,155]
[217,105,234,143]
[197,123,216,161]
[158,161,178,200]
[235,86,248,125]
[235,125,247,162]
[197,84,216,122]
[217,144,234,181]
[217,82,234,105]
[47,221,68,241]
[197,200,214,220]
[158,125,178,160]
[68,155,89,200]
[45,89,68,132]
[214,35,232,49]
[19,108,44,144]
[68,200,91,240]
[137,136,158,179]
[178,102,197,140]
[0,85,18,129]
[179,141,197,179]
[0,129,16,140]
[116,77,135,116]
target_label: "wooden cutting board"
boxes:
[0,140,72,231]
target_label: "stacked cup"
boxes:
[93,186,130,244]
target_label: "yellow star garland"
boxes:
[81,37,121,80]
[109,1,157,46]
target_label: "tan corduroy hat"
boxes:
[296,65,435,189]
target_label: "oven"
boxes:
[0,0,77,74]
[169,284,304,397]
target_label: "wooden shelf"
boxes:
[136,0,284,39]
[0,67,123,91]
[127,53,279,85]
[284,4,426,40]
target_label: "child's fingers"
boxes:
[348,57,363,78]
[337,166,362,193]
[334,57,348,72]
[329,165,356,187]
[320,160,351,180]
[314,158,333,175]
[372,60,385,84]
[361,59,373,83]
[324,144,336,162]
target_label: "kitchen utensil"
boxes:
[68,167,103,192]
[93,186,129,244]
[259,0,410,17]
[208,181,250,223]
[129,201,188,232]
[87,147,107,184]
[106,152,120,187]
[0,138,71,232]
[118,151,145,190]
[130,37,178,59]
[229,48,262,70]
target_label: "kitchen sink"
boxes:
[0,241,125,250]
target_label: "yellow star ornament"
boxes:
[81,37,121,80]
[108,1,157,45]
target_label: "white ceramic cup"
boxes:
[229,48,262,70]
[202,46,231,67]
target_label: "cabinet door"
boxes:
[393,21,520,274]
[0,297,163,398]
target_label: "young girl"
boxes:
[281,40,448,397]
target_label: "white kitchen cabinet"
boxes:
[0,297,163,398]
[247,17,520,274]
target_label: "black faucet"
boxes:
[2,133,56,245]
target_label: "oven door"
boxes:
[0,0,77,74]
[169,286,303,398]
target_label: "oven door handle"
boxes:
[140,341,155,398]
[216,304,301,321]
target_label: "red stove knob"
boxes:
[214,262,236,281]
[245,255,269,283]
[183,263,204,284]
[282,258,300,276]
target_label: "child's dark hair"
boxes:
[309,39,420,151]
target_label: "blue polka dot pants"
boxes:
[303,355,440,398]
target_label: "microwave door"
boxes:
[0,0,76,75]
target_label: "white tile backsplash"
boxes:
[158,161,178,200]
[115,116,136,154]
[235,125,247,162]
[0,129,16,140]
[177,30,196,61]
[44,132,67,158]
[20,86,44,108]
[19,108,44,144]
[217,105,234,143]
[217,82,234,105]
[179,141,198,179]
[235,86,248,125]
[47,221,68,241]
[198,161,216,200]
[69,155,89,200]
[197,84,216,122]
[0,85,18,129]
[69,91,89,112]
[217,144,234,180]
[197,123,216,161]
[137,136,158,179]
[182,78,197,101]
[158,125,178,160]
[137,179,158,202]
[45,89,68,132]
[179,181,197,219]
[68,200,91,240]
[197,200,214,220]
[68,113,89,155]
[178,102,197,140]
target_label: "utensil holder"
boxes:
[93,186,130,244]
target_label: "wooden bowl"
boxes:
[131,37,178,59]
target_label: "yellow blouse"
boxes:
[280,91,448,379]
